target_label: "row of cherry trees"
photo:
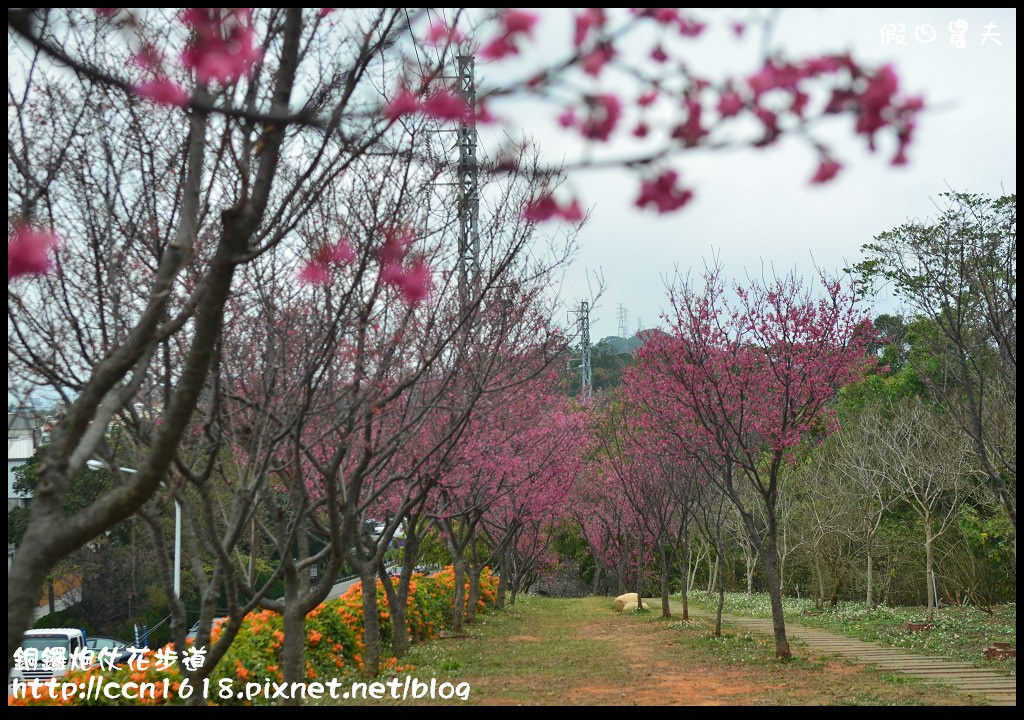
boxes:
[5,8,588,695]
[575,303,1011,636]
[10,8,929,690]
[575,267,874,658]
[572,201,1014,646]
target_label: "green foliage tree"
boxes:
[9,447,173,640]
[8,449,120,546]
[854,192,1016,536]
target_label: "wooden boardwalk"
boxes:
[664,601,1015,706]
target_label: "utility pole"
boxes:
[456,54,480,303]
[617,304,629,338]
[580,301,592,398]
[569,301,592,399]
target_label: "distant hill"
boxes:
[595,335,641,355]
[594,328,664,356]
[563,329,665,395]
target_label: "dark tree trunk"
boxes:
[280,557,306,706]
[451,556,467,633]
[925,520,936,623]
[865,529,875,610]
[377,561,406,656]
[281,598,307,703]
[813,547,825,610]
[732,470,792,660]
[678,534,689,620]
[496,561,508,609]
[466,565,482,624]
[762,551,791,660]
[745,544,757,599]
[393,529,422,653]
[714,552,724,637]
[659,543,671,618]
[280,526,313,703]
[707,547,717,593]
[494,545,510,609]
[635,546,645,610]
[359,568,382,676]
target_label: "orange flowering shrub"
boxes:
[429,566,498,614]
[10,566,499,706]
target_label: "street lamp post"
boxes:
[85,460,181,597]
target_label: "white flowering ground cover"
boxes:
[687,590,1015,675]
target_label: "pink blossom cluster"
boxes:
[624,271,875,477]
[181,8,262,85]
[425,19,465,47]
[375,227,431,305]
[634,171,694,214]
[8,224,60,280]
[573,8,607,48]
[561,94,623,142]
[131,7,263,107]
[522,193,583,223]
[525,10,924,221]
[630,8,707,37]
[740,55,923,175]
[385,87,472,124]
[297,238,356,286]
[431,379,585,534]
[480,9,539,61]
[116,9,924,223]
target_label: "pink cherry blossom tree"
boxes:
[428,364,579,631]
[574,474,631,596]
[211,149,576,680]
[590,395,688,617]
[625,265,874,658]
[477,397,586,609]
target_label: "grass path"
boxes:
[327,596,983,705]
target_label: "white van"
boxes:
[10,628,88,684]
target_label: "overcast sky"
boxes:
[476,8,1017,339]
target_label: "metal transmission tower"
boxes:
[571,301,592,398]
[636,317,644,334]
[617,304,629,338]
[455,54,480,301]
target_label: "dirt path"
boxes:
[564,618,778,705]
[432,597,978,705]
[672,600,1015,706]
[450,604,779,705]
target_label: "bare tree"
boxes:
[879,398,974,621]
[828,405,906,608]
[691,476,731,636]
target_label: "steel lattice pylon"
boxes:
[456,54,479,302]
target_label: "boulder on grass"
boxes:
[613,593,649,612]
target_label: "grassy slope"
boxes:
[322,596,980,705]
